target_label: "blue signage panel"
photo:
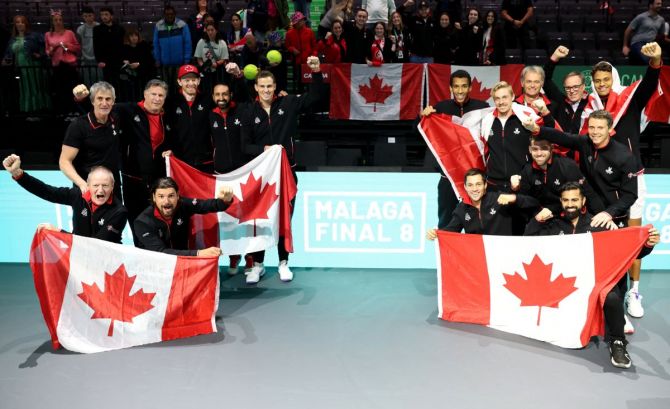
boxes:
[1,171,668,270]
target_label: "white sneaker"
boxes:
[625,290,644,318]
[245,262,265,284]
[277,260,294,282]
[624,315,635,335]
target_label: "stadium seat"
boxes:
[295,141,327,168]
[586,49,612,64]
[373,143,407,166]
[546,32,572,51]
[597,32,621,51]
[563,49,586,64]
[506,49,523,64]
[561,15,583,32]
[536,17,559,33]
[524,49,547,65]
[327,148,362,166]
[572,32,596,50]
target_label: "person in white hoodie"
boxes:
[362,0,396,28]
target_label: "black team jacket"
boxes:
[134,197,232,256]
[165,91,215,170]
[15,172,127,243]
[538,127,638,221]
[444,191,539,235]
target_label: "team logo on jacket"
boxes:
[176,107,183,115]
[234,118,241,126]
[554,178,561,186]
[464,213,471,221]
[278,109,284,116]
[98,218,104,226]
[158,230,163,238]
[587,155,593,163]
[213,121,219,128]
[534,179,542,185]
[176,218,183,226]
[490,208,497,215]
[559,231,565,235]
[254,117,261,124]
[618,221,624,227]
[605,167,613,175]
[166,125,171,131]
[197,104,203,111]
[192,198,198,205]
[81,208,88,217]
[134,115,141,122]
[513,128,520,135]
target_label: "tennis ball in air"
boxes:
[267,49,282,64]
[243,64,259,80]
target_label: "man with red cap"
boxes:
[164,64,216,172]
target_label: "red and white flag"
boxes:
[418,109,492,202]
[435,227,649,348]
[329,63,424,120]
[642,65,670,127]
[30,229,220,353]
[166,145,297,255]
[427,64,524,106]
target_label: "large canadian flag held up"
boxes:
[435,228,649,348]
[427,64,524,106]
[330,63,424,120]
[167,145,297,255]
[30,229,220,353]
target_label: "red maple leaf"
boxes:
[503,255,578,326]
[224,172,279,226]
[78,264,156,337]
[467,78,491,102]
[358,74,393,112]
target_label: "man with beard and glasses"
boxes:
[420,70,490,230]
[426,168,539,237]
[134,177,234,256]
[524,181,659,369]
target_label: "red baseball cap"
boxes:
[177,64,199,79]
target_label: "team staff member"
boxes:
[515,66,556,129]
[240,56,323,284]
[165,64,215,172]
[523,110,638,229]
[3,155,127,243]
[421,70,490,229]
[524,182,660,369]
[134,177,233,257]
[426,168,539,237]
[60,81,121,195]
[511,137,604,220]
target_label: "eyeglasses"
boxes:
[564,84,583,92]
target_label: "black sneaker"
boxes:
[609,340,632,369]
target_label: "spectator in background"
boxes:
[76,6,100,86]
[154,5,193,69]
[318,20,347,63]
[389,11,410,63]
[247,0,269,43]
[195,22,230,95]
[435,0,462,25]
[362,0,396,29]
[45,9,81,118]
[623,0,666,64]
[433,12,458,64]
[2,15,51,114]
[367,22,393,65]
[227,13,251,64]
[318,0,353,39]
[272,0,291,31]
[285,12,317,66]
[481,10,505,65]
[293,0,312,28]
[455,7,482,65]
[189,0,226,51]
[344,8,372,63]
[93,7,125,89]
[399,0,435,63]
[501,0,535,50]
[120,27,155,102]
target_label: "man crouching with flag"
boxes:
[134,177,234,257]
[525,182,659,369]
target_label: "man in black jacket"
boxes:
[421,69,490,229]
[93,7,125,89]
[240,56,323,284]
[134,177,233,256]
[398,0,434,63]
[343,8,372,64]
[524,182,659,369]
[3,155,127,244]
[426,168,539,237]
[511,137,604,220]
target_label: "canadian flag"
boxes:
[436,227,649,348]
[643,65,670,126]
[166,145,297,255]
[329,63,424,120]
[30,229,220,353]
[427,64,524,106]
[418,109,492,202]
